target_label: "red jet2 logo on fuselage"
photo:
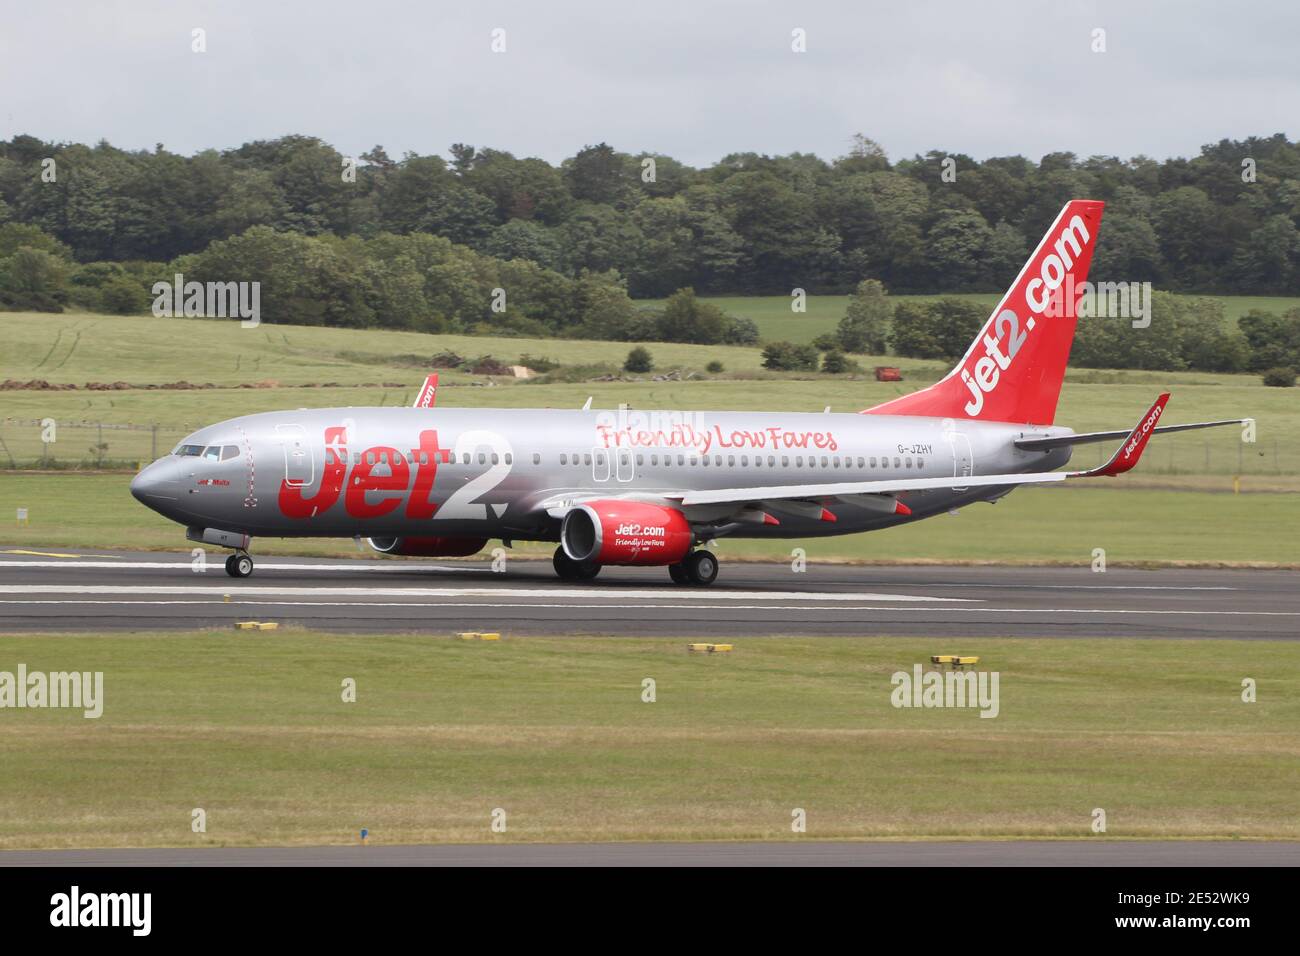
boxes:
[278,427,452,520]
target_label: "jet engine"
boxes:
[367,536,488,557]
[560,500,693,566]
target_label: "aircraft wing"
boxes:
[666,393,1179,509]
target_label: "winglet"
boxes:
[1079,393,1170,477]
[413,374,438,408]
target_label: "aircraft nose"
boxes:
[130,458,180,503]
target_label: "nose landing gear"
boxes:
[225,551,254,578]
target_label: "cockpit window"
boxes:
[202,446,222,461]
[221,445,240,461]
[174,444,204,457]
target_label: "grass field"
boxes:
[0,631,1295,848]
[646,294,1300,343]
[2,473,1296,565]
[0,312,1293,475]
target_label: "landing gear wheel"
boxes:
[553,546,600,582]
[225,552,254,578]
[683,549,718,586]
[668,562,690,585]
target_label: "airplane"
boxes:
[131,199,1248,583]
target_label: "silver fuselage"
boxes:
[130,406,1074,542]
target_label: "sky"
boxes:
[1,0,1296,167]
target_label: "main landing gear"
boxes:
[669,550,718,587]
[553,546,601,582]
[225,551,254,578]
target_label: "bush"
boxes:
[761,341,820,371]
[1262,366,1296,387]
[722,315,760,345]
[889,298,984,360]
[467,355,511,375]
[811,332,841,352]
[705,360,724,373]
[517,353,560,373]
[624,346,654,373]
[837,279,890,353]
[656,287,728,344]
[821,350,861,374]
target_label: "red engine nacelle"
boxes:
[367,536,488,557]
[561,500,693,566]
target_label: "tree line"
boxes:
[2,132,1299,298]
[756,280,1300,382]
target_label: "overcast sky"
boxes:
[2,0,1295,167]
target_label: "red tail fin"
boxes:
[864,199,1104,425]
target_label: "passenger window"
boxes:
[560,453,568,465]
[366,451,376,466]
[769,456,776,467]
[796,456,803,467]
[917,457,924,469]
[833,458,840,469]
[636,454,644,466]
[894,457,901,468]
[462,453,470,465]
[821,456,829,468]
[782,456,789,467]
[870,457,877,468]
[584,453,592,466]
[532,453,540,465]
[677,455,685,466]
[857,456,865,468]
[702,456,710,467]
[489,453,498,465]
[906,457,913,468]
[690,456,698,466]
[882,458,889,469]
[740,456,747,466]
[476,453,485,465]
[504,453,512,465]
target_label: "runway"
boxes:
[2,841,1296,867]
[1,546,1297,638]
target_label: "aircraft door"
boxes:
[942,420,973,492]
[276,424,313,487]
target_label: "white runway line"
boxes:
[0,584,968,603]
[0,599,1296,617]
[0,560,476,573]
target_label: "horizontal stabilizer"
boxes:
[1016,417,1249,451]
